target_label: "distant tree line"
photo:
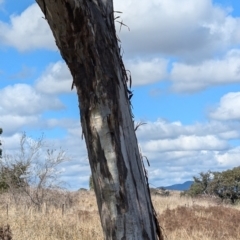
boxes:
[183,167,240,204]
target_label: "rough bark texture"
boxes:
[35,0,163,239]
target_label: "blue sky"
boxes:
[1,0,240,190]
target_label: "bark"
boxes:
[35,0,163,239]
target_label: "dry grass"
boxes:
[160,205,240,240]
[0,190,240,239]
[0,191,102,240]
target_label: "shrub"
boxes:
[185,167,240,204]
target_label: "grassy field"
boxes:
[0,190,240,239]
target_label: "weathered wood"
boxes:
[35,0,163,239]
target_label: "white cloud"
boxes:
[35,58,168,90]
[143,135,228,152]
[125,58,168,86]
[45,117,240,188]
[170,49,240,92]
[115,0,240,61]
[35,61,73,94]
[134,118,240,186]
[209,92,240,120]
[137,120,185,140]
[145,147,240,187]
[0,83,67,136]
[218,131,240,140]
[0,0,238,60]
[1,133,23,151]
[216,147,240,167]
[0,115,39,136]
[1,116,240,189]
[140,143,240,187]
[136,119,240,141]
[0,84,64,115]
[0,4,55,51]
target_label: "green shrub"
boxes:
[185,167,240,204]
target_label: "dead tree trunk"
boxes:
[35,0,163,239]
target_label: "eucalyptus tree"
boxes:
[35,1,163,239]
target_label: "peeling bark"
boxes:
[35,0,164,239]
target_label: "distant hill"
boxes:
[158,181,194,191]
